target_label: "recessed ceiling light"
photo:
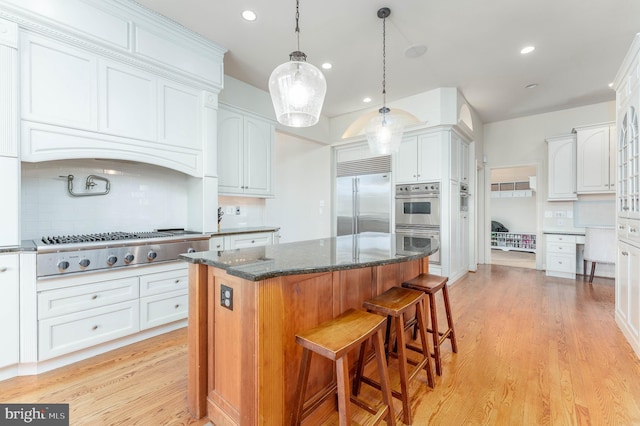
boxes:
[363,97,372,103]
[525,83,538,89]
[608,82,614,88]
[520,46,535,55]
[321,63,332,70]
[241,10,257,21]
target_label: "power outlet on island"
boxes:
[220,284,233,310]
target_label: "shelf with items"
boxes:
[491,232,537,253]
[490,180,534,198]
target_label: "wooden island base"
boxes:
[187,257,429,425]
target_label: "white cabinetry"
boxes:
[0,18,20,247]
[617,241,640,346]
[545,234,577,278]
[395,132,442,183]
[576,123,616,194]
[20,32,98,130]
[615,35,640,358]
[218,106,275,196]
[139,268,188,330]
[546,134,577,200]
[450,134,469,183]
[36,263,188,362]
[18,27,218,177]
[225,232,274,249]
[99,59,156,140]
[0,254,19,372]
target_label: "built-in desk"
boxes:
[180,232,439,425]
[544,229,617,279]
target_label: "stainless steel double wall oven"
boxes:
[395,182,441,264]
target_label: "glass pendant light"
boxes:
[366,7,404,155]
[268,0,326,128]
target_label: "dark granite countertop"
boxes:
[208,226,280,237]
[180,232,438,281]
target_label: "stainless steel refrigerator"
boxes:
[336,173,391,236]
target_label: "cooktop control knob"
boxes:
[107,255,118,266]
[57,260,70,271]
[124,253,134,264]
[147,250,157,261]
[79,258,91,268]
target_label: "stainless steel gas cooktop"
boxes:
[36,230,210,277]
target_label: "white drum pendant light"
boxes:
[366,7,404,155]
[269,0,326,128]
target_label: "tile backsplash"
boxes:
[217,195,265,228]
[21,159,190,240]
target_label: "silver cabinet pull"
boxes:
[0,267,7,273]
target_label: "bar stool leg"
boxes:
[416,299,435,388]
[335,356,351,426]
[372,327,395,426]
[442,285,458,353]
[291,348,312,426]
[395,312,412,425]
[428,292,443,376]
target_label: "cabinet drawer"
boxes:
[210,236,224,251]
[140,290,188,330]
[546,253,575,273]
[139,268,187,297]
[38,277,138,319]
[39,300,139,360]
[227,232,272,249]
[546,242,576,255]
[546,234,577,244]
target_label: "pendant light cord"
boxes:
[382,13,387,108]
[295,0,300,52]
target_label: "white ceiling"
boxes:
[135,0,640,124]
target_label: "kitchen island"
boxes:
[180,232,438,425]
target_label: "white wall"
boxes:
[21,159,191,239]
[265,132,332,243]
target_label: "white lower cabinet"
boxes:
[36,263,188,361]
[139,268,188,330]
[617,240,640,347]
[0,254,19,370]
[545,234,577,278]
[225,232,273,249]
[140,290,188,330]
[39,301,139,361]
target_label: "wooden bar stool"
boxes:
[402,274,458,376]
[353,287,435,425]
[291,308,395,426]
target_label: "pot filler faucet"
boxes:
[59,174,111,197]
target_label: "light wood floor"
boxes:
[1,264,640,425]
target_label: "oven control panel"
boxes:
[395,182,440,196]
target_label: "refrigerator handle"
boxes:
[353,177,359,234]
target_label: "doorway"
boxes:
[488,165,538,269]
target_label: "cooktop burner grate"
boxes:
[40,231,173,245]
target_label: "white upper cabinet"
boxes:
[158,79,201,150]
[395,132,442,183]
[450,134,470,183]
[576,122,616,194]
[546,134,577,200]
[99,59,156,140]
[10,1,225,178]
[618,99,640,219]
[218,106,274,197]
[20,32,98,130]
